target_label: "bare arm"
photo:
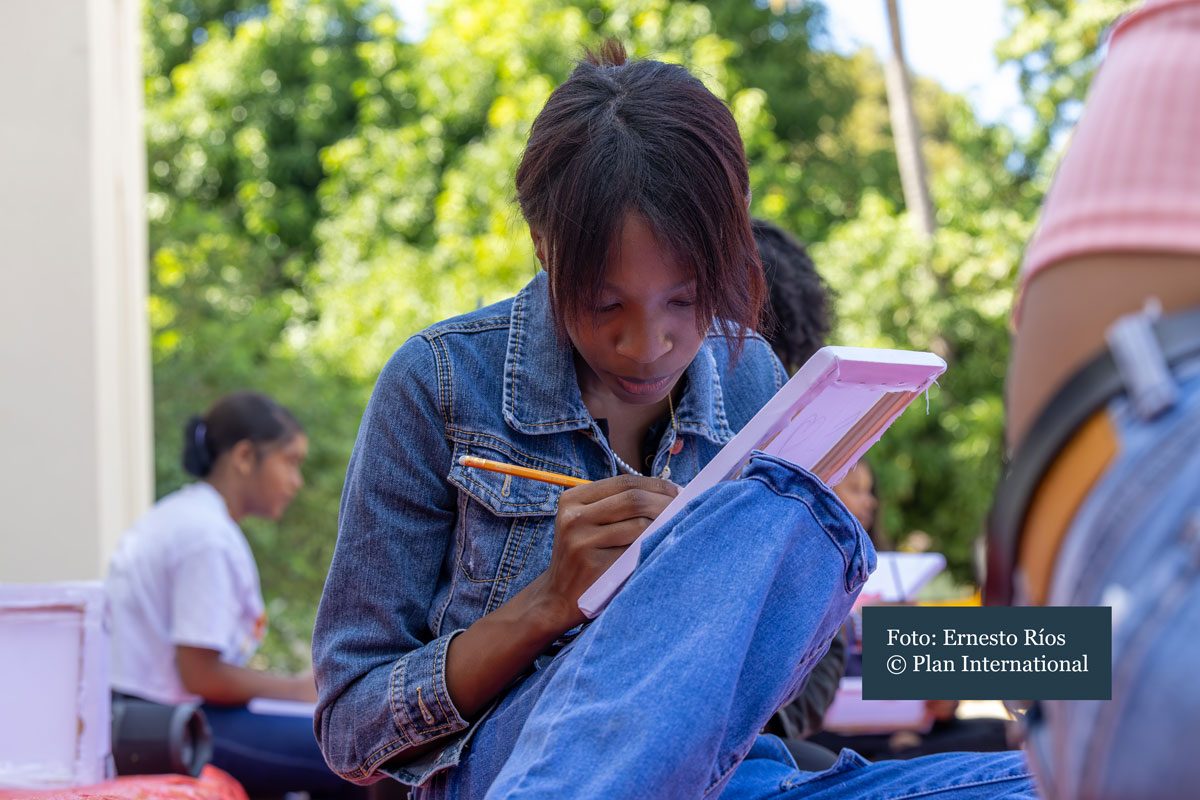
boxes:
[1007,253,1200,452]
[176,645,316,705]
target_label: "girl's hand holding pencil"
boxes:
[459,455,679,630]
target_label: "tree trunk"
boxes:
[883,0,936,239]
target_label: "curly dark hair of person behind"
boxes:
[515,40,766,360]
[753,218,835,374]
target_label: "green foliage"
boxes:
[747,8,1040,582]
[145,0,406,668]
[814,188,1031,578]
[146,0,1096,665]
[996,0,1137,179]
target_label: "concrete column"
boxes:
[0,0,152,581]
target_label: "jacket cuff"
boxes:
[389,630,469,746]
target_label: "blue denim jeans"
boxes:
[1026,350,1200,799]
[414,454,1035,799]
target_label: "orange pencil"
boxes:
[458,455,592,488]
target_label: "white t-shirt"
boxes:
[106,482,267,704]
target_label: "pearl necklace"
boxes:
[612,392,678,481]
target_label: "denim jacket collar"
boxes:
[502,271,734,446]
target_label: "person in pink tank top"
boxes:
[992,2,1200,796]
[1008,0,1200,448]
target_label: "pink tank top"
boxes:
[1017,0,1200,318]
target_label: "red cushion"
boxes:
[0,766,247,800]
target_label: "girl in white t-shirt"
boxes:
[107,391,358,797]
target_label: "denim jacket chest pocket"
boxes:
[445,435,573,616]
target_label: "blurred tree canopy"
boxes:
[996,0,1138,179]
[144,0,1121,667]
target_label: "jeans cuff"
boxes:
[743,452,877,592]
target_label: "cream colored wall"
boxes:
[0,0,152,581]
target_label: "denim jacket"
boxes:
[312,271,788,786]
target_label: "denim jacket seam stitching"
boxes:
[458,483,551,509]
[447,428,579,475]
[486,519,525,607]
[427,317,509,333]
[429,637,451,724]
[388,656,418,749]
[503,291,525,426]
[704,329,770,345]
[424,317,510,336]
[427,334,454,430]
[714,404,731,436]
[409,333,440,409]
[431,635,459,728]
[452,481,555,514]
[704,346,734,440]
[484,576,504,614]
[462,572,509,585]
[360,738,412,779]
[431,586,452,637]
[416,332,447,425]
[495,516,538,595]
[779,772,813,792]
[340,759,373,782]
[459,535,531,585]
[513,417,593,430]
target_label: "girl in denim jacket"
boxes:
[313,42,1034,800]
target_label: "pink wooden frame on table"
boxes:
[0,583,110,790]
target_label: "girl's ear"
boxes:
[530,229,547,268]
[229,439,257,477]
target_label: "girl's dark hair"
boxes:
[753,218,835,374]
[516,40,766,356]
[183,391,303,478]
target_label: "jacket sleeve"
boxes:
[311,334,467,783]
